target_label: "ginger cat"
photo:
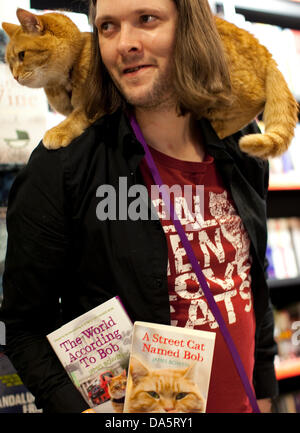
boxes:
[2,9,298,158]
[213,16,298,159]
[2,8,92,149]
[125,356,205,413]
[107,370,127,413]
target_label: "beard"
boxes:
[110,60,176,112]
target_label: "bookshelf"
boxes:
[216,0,300,29]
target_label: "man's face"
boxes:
[95,0,178,110]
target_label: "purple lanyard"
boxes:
[129,114,260,413]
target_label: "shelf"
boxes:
[275,357,300,380]
[30,0,89,15]
[269,173,300,191]
[222,0,300,30]
[269,185,300,191]
[269,277,300,308]
[267,189,300,218]
[268,276,300,290]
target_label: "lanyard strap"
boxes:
[129,114,260,413]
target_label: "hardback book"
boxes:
[123,321,216,413]
[47,296,133,413]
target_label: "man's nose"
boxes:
[117,24,143,56]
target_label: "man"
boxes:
[0,0,277,412]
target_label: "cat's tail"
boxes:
[239,59,298,159]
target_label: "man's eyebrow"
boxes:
[95,14,113,27]
[94,8,164,27]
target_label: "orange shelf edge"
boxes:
[269,185,300,191]
[275,358,300,380]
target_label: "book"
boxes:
[0,352,42,413]
[290,218,300,273]
[47,296,133,413]
[123,321,215,413]
[0,207,7,308]
[0,63,48,164]
[267,219,299,279]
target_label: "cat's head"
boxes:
[2,8,81,88]
[108,370,127,400]
[127,356,205,413]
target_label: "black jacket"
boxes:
[0,109,278,412]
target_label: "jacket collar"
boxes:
[99,108,234,171]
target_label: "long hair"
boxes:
[84,0,233,120]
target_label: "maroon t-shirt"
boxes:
[139,146,256,413]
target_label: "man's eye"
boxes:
[100,22,114,33]
[140,15,156,24]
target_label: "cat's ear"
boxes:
[183,362,198,381]
[130,357,149,385]
[2,22,19,37]
[16,8,44,34]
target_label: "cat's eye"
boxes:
[147,391,159,399]
[18,51,25,61]
[176,392,188,400]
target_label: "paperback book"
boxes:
[123,321,216,413]
[47,296,132,413]
[0,352,42,413]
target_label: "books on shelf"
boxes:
[273,301,300,381]
[275,390,300,413]
[123,321,215,413]
[256,122,300,190]
[267,218,300,280]
[47,296,133,413]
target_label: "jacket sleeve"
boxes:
[231,122,278,399]
[0,143,89,413]
[253,299,278,400]
[254,152,279,400]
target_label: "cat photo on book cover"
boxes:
[2,8,298,158]
[125,356,206,413]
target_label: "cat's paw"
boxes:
[43,126,81,149]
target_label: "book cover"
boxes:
[123,321,215,413]
[0,63,48,164]
[0,352,42,413]
[267,219,299,279]
[0,207,7,308]
[290,218,300,273]
[47,296,133,413]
